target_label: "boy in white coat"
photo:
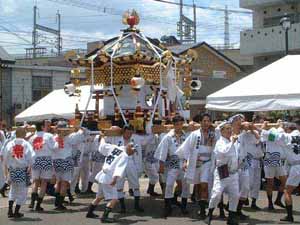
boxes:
[86,136,135,223]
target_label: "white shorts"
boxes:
[97,183,118,200]
[286,165,300,187]
[264,166,287,179]
[193,161,211,184]
[55,171,73,183]
[32,169,53,180]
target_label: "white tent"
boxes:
[15,85,103,122]
[206,55,300,112]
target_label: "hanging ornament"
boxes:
[130,74,145,91]
[122,9,140,28]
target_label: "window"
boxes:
[32,76,52,102]
[212,70,227,79]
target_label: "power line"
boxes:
[151,0,252,14]
[0,24,32,44]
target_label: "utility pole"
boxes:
[179,0,183,42]
[32,5,37,58]
[177,0,197,44]
[224,5,230,49]
[57,10,62,55]
[31,5,62,58]
[193,2,196,43]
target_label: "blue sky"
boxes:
[0,0,252,54]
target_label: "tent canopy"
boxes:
[15,85,103,122]
[206,55,300,112]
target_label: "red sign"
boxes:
[12,145,24,159]
[33,137,44,151]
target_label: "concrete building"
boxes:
[0,47,82,125]
[240,0,300,67]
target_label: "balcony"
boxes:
[240,23,300,56]
[240,0,298,10]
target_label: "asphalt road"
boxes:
[0,178,299,225]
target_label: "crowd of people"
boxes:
[0,113,299,224]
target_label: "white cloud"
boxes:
[0,0,18,15]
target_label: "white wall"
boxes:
[11,67,70,114]
[241,23,300,56]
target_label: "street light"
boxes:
[280,15,291,55]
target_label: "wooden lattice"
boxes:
[86,62,165,85]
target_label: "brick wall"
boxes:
[191,46,238,79]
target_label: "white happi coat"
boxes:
[285,130,300,186]
[261,128,287,167]
[106,134,143,175]
[176,128,214,183]
[52,130,86,160]
[29,131,55,158]
[212,136,239,174]
[239,131,263,167]
[154,129,187,169]
[3,138,34,205]
[240,130,263,199]
[89,135,106,183]
[144,133,162,184]
[3,138,34,170]
[91,135,106,164]
[144,133,164,164]
[155,129,190,198]
[95,139,128,185]
[209,135,240,211]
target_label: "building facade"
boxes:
[0,47,80,125]
[169,42,243,119]
[240,0,300,62]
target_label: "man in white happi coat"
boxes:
[144,120,164,197]
[155,115,190,217]
[78,135,94,194]
[261,122,287,210]
[28,121,56,211]
[227,114,251,220]
[208,121,239,225]
[240,122,264,210]
[88,134,106,193]
[106,124,144,213]
[280,121,300,222]
[86,136,134,223]
[69,136,82,197]
[52,121,87,210]
[176,113,215,219]
[3,127,34,218]
[0,123,7,197]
